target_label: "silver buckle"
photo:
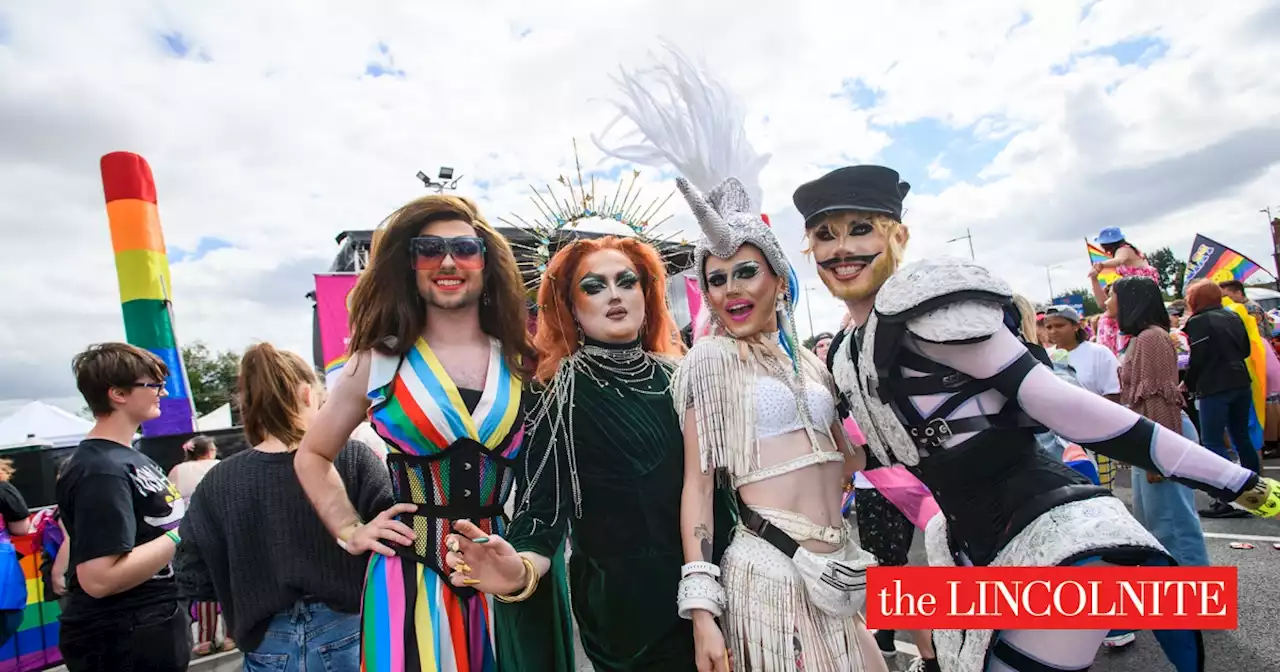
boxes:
[909,418,953,447]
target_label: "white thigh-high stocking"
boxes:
[984,629,1108,672]
[853,617,889,672]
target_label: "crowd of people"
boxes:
[37,53,1280,672]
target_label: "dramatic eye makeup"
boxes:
[616,269,639,288]
[706,262,760,288]
[814,220,873,242]
[578,274,608,295]
[578,268,640,295]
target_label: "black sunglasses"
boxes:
[410,236,486,270]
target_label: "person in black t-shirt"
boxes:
[0,458,31,648]
[56,342,190,672]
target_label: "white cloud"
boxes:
[2,0,1279,401]
[927,155,952,181]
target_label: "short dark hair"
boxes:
[1218,280,1245,294]
[72,343,168,417]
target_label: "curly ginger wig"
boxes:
[533,236,684,383]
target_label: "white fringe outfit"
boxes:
[673,335,878,672]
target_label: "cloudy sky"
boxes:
[2,0,1279,411]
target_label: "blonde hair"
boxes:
[1012,294,1039,343]
[0,459,13,482]
[801,212,910,271]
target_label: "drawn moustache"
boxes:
[818,253,880,270]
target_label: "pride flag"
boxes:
[0,529,60,672]
[1183,234,1266,289]
[1086,240,1121,287]
[314,273,359,390]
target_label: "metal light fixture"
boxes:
[417,166,463,193]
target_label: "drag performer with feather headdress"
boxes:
[594,46,888,672]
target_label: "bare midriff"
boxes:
[737,429,846,554]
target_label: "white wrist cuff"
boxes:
[677,573,725,620]
[681,561,721,579]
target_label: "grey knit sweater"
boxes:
[176,441,393,652]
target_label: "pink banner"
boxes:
[315,274,358,383]
[843,417,941,530]
[685,276,702,327]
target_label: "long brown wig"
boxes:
[346,194,536,379]
[533,236,684,383]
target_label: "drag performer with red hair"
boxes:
[445,234,733,671]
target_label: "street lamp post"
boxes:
[804,284,815,338]
[948,228,975,260]
[417,166,464,193]
[1045,264,1062,301]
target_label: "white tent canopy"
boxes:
[197,403,233,431]
[0,401,94,448]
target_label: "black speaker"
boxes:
[134,427,251,476]
[0,443,77,510]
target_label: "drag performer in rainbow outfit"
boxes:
[297,193,536,671]
[797,164,1280,672]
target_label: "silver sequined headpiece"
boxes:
[676,176,795,308]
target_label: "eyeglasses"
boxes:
[410,236,486,271]
[129,381,167,396]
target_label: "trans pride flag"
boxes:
[1086,240,1121,287]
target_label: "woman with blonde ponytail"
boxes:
[175,343,392,672]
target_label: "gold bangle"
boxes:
[338,522,361,544]
[495,556,539,603]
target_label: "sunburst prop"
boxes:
[499,139,690,291]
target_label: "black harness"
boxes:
[865,292,1048,452]
[836,293,1111,565]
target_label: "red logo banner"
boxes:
[866,566,1237,630]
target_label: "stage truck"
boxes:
[309,146,698,384]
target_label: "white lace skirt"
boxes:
[720,528,872,672]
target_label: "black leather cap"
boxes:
[792,165,911,227]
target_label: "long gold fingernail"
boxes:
[458,563,472,573]
[463,578,481,585]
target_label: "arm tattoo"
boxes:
[694,523,712,561]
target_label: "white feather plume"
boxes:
[592,41,771,209]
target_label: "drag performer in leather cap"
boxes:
[797,166,1280,672]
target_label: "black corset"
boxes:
[909,430,1106,566]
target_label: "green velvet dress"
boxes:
[496,339,732,672]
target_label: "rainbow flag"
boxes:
[1183,234,1266,289]
[0,528,61,672]
[1086,240,1121,287]
[100,152,195,436]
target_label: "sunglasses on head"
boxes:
[410,236,486,271]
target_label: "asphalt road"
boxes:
[881,458,1280,672]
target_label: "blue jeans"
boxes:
[1197,386,1260,473]
[242,601,361,672]
[1131,413,1211,567]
